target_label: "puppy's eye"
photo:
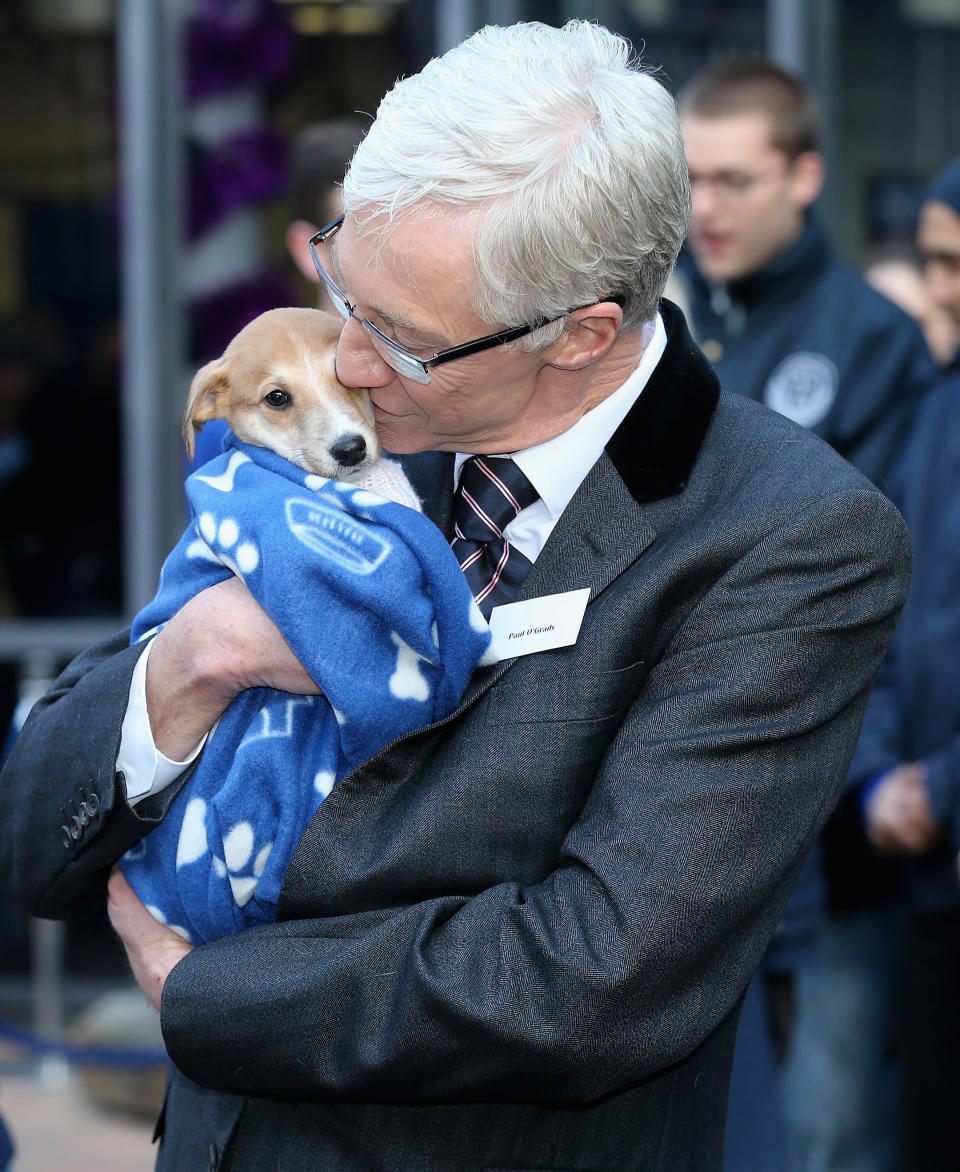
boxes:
[264,388,290,409]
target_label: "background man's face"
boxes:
[682,111,821,284]
[918,199,960,331]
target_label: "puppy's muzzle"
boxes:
[330,433,368,468]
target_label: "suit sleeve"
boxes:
[0,632,190,918]
[159,486,911,1105]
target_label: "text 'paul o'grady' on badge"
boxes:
[487,588,591,661]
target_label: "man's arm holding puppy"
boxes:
[110,575,320,1007]
[145,576,319,761]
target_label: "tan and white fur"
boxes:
[183,307,421,509]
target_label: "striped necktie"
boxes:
[451,456,539,620]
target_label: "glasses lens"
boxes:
[361,323,431,384]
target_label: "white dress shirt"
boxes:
[119,313,667,805]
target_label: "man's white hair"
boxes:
[342,20,690,345]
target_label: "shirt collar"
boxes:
[454,312,667,520]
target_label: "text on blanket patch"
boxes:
[285,497,392,574]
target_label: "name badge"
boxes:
[488,588,591,661]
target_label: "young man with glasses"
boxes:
[0,22,910,1171]
[678,60,935,486]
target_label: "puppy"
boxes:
[183,307,380,480]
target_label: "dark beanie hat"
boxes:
[925,156,960,216]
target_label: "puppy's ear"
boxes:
[183,359,229,461]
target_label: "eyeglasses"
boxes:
[309,214,576,385]
[688,162,790,202]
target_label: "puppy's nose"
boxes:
[330,434,367,467]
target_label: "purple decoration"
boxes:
[189,268,298,363]
[186,2,294,101]
[188,127,289,240]
[183,3,299,366]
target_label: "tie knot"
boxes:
[453,457,538,541]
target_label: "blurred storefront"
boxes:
[0,0,957,1023]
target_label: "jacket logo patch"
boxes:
[764,352,839,429]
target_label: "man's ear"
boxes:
[548,301,624,370]
[182,360,229,460]
[789,150,825,211]
[286,219,321,283]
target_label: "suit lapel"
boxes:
[398,300,721,710]
[606,299,720,503]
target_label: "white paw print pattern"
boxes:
[176,796,273,911]
[314,769,336,797]
[388,631,431,701]
[192,509,260,576]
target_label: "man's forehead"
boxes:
[682,110,780,163]
[918,200,960,254]
[335,211,481,325]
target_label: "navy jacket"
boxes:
[679,217,937,487]
[849,363,960,910]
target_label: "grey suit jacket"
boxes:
[0,303,911,1171]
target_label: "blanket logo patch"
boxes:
[285,497,391,574]
[763,351,839,429]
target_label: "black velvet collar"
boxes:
[605,298,720,503]
[399,298,720,519]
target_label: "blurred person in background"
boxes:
[676,60,938,1172]
[190,115,367,470]
[916,157,960,369]
[864,238,958,370]
[677,60,936,487]
[848,155,960,1172]
[284,115,367,311]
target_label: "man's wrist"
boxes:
[145,624,239,760]
[119,642,207,805]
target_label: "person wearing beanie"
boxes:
[853,157,960,1168]
[917,157,960,366]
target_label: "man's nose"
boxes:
[335,316,395,389]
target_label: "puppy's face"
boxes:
[183,308,379,479]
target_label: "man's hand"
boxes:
[864,761,943,856]
[107,867,193,1011]
[147,575,321,759]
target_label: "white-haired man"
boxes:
[0,22,909,1171]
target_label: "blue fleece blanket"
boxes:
[120,436,491,944]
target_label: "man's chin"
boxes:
[374,422,432,456]
[688,236,741,282]
[691,252,738,284]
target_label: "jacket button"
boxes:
[86,793,100,817]
[208,1141,219,1170]
[69,817,83,840]
[60,825,72,849]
